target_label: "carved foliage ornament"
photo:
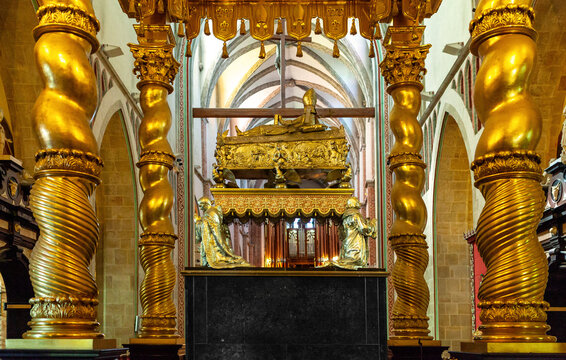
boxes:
[478,299,549,323]
[34,148,103,180]
[29,296,98,320]
[471,150,542,183]
[380,44,430,87]
[210,189,354,218]
[130,44,180,91]
[35,4,100,50]
[216,138,349,170]
[470,4,535,40]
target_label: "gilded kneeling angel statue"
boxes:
[321,196,376,269]
[195,197,251,269]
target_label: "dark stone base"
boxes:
[125,343,183,360]
[183,268,388,360]
[389,345,448,360]
[192,344,384,360]
[0,348,127,359]
[449,351,566,360]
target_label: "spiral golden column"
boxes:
[23,0,103,339]
[470,0,555,342]
[129,19,180,338]
[380,24,431,339]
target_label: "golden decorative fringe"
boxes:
[128,0,135,16]
[177,22,185,37]
[296,41,303,57]
[333,40,339,58]
[369,41,375,58]
[315,18,322,34]
[157,0,164,13]
[186,39,192,57]
[204,18,211,36]
[240,19,246,35]
[276,18,283,34]
[259,41,266,59]
[350,20,357,35]
[222,41,229,58]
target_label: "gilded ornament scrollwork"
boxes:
[138,150,176,168]
[216,137,349,171]
[471,151,542,182]
[380,27,430,89]
[478,300,549,323]
[35,3,100,49]
[130,43,180,92]
[469,4,535,46]
[29,297,98,320]
[211,188,354,218]
[34,149,103,180]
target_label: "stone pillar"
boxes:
[25,0,103,339]
[128,9,180,338]
[470,0,554,342]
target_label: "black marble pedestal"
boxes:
[183,268,388,360]
[125,342,183,360]
[0,349,127,359]
[389,340,448,360]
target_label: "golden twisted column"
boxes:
[470,1,554,342]
[24,1,103,338]
[380,25,432,339]
[129,23,180,338]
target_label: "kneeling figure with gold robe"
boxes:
[195,197,250,269]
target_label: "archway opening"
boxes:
[434,114,473,351]
[95,110,137,344]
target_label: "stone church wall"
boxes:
[96,111,137,345]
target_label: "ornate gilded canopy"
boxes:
[120,0,442,57]
[210,188,354,218]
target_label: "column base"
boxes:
[450,342,566,359]
[125,338,184,360]
[0,338,125,359]
[388,339,448,360]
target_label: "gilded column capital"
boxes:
[470,4,536,55]
[389,233,428,249]
[137,150,176,169]
[387,152,426,170]
[34,3,100,51]
[471,150,542,184]
[380,26,430,92]
[139,232,177,248]
[130,44,179,93]
[34,149,103,183]
[129,24,179,93]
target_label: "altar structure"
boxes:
[2,0,566,359]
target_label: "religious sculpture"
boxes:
[195,196,251,268]
[234,88,327,137]
[320,196,376,269]
[214,88,351,188]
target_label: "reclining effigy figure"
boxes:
[235,88,327,137]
